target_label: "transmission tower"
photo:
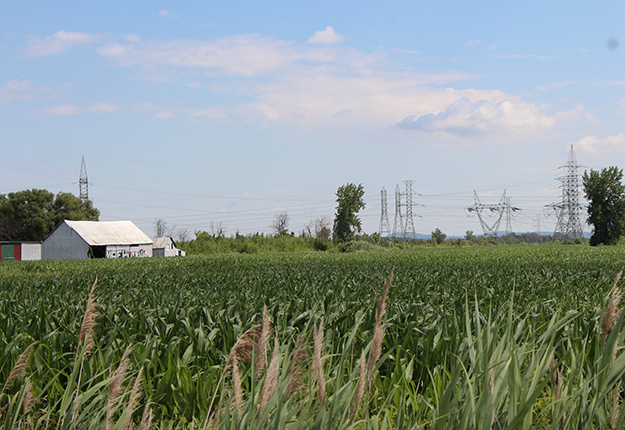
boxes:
[79,155,89,202]
[403,180,417,239]
[378,188,391,238]
[392,185,403,238]
[467,189,519,236]
[545,145,584,241]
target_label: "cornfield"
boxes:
[0,245,624,428]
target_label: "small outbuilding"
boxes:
[42,220,153,260]
[0,242,42,261]
[152,237,186,257]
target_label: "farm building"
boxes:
[42,220,153,260]
[0,242,41,261]
[152,237,186,257]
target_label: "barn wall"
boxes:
[105,244,152,258]
[42,223,90,260]
[21,243,41,261]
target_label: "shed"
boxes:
[152,237,186,257]
[0,242,41,261]
[42,220,153,260]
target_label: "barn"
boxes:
[0,242,41,261]
[152,237,186,257]
[42,220,153,260]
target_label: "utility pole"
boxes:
[403,180,417,240]
[392,185,403,239]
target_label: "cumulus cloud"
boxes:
[396,97,555,136]
[576,133,625,154]
[308,26,345,44]
[26,31,95,56]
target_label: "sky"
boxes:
[2,1,625,238]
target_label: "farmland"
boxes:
[0,245,624,428]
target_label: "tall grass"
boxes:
[0,246,624,427]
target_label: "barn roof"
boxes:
[64,220,153,246]
[152,236,175,249]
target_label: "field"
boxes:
[0,245,624,429]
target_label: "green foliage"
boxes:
[431,228,446,245]
[583,166,625,246]
[333,183,365,243]
[0,189,99,241]
[0,246,624,427]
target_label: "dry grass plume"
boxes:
[286,332,308,398]
[350,349,368,421]
[312,322,326,406]
[368,269,394,388]
[259,336,280,417]
[106,346,132,430]
[255,305,273,378]
[124,367,143,430]
[603,272,623,342]
[78,277,100,356]
[2,340,38,393]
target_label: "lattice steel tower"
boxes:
[393,185,403,238]
[467,189,519,236]
[378,187,391,238]
[545,145,584,241]
[403,180,417,239]
[79,155,89,202]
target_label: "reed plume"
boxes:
[139,402,153,429]
[231,357,243,413]
[312,322,326,405]
[1,340,38,393]
[368,269,394,388]
[124,367,143,430]
[350,349,368,421]
[603,272,623,342]
[22,380,37,416]
[286,332,308,398]
[78,277,100,356]
[259,336,280,416]
[106,346,132,430]
[255,305,273,378]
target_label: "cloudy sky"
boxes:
[2,1,625,238]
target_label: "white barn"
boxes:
[42,220,153,260]
[152,237,186,257]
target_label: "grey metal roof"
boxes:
[65,220,153,246]
[152,236,174,249]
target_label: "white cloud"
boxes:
[88,103,119,113]
[99,35,295,76]
[26,31,95,56]
[396,97,555,136]
[42,104,81,116]
[0,79,34,103]
[158,9,176,18]
[576,133,625,154]
[155,111,175,119]
[308,26,345,45]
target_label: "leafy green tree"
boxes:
[333,183,365,243]
[431,228,447,245]
[582,166,625,246]
[0,189,99,241]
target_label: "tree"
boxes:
[0,189,99,241]
[431,228,447,245]
[582,166,625,245]
[154,218,175,237]
[333,183,366,243]
[272,212,289,236]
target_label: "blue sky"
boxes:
[2,1,625,238]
